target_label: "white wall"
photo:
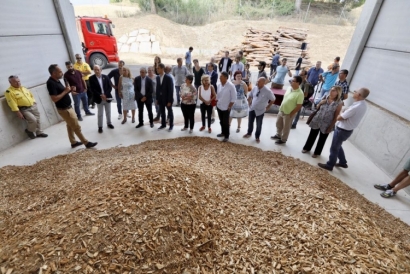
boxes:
[343,0,410,194]
[0,0,83,151]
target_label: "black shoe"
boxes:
[270,135,281,140]
[168,126,173,132]
[216,134,225,138]
[211,118,215,124]
[36,133,48,138]
[78,117,83,121]
[150,123,154,128]
[85,112,95,116]
[25,129,36,139]
[91,104,95,109]
[291,125,296,129]
[158,125,166,130]
[153,116,160,122]
[318,163,333,171]
[335,163,348,168]
[71,141,83,148]
[107,124,114,129]
[275,140,286,145]
[222,138,229,142]
[135,123,144,128]
[98,127,103,133]
[85,142,98,148]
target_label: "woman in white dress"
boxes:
[118,67,137,124]
[229,71,248,133]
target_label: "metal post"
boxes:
[338,0,348,25]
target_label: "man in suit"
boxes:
[206,57,218,73]
[89,65,114,133]
[218,51,232,73]
[134,67,154,128]
[156,63,174,131]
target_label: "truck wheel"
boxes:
[89,53,108,69]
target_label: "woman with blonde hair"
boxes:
[198,74,216,133]
[118,67,137,124]
[302,85,343,157]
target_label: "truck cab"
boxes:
[76,16,119,69]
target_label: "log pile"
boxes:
[1,137,410,273]
[215,26,313,70]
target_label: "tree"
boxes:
[150,0,157,13]
[295,0,302,13]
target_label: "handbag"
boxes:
[306,102,323,125]
[247,82,252,92]
[211,98,217,107]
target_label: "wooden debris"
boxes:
[215,26,313,69]
[0,137,409,273]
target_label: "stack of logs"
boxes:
[215,26,312,70]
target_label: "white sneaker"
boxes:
[118,114,122,120]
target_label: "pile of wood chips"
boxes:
[1,137,410,274]
[215,27,313,70]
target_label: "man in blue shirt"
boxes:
[305,61,324,98]
[270,52,280,76]
[314,64,339,104]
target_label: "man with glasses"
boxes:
[318,88,370,171]
[335,69,350,101]
[314,64,339,105]
[271,76,304,145]
[243,77,275,143]
[5,75,48,139]
[73,54,94,109]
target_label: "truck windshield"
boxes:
[93,22,112,36]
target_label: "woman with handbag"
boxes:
[229,71,249,133]
[198,75,216,133]
[302,86,343,158]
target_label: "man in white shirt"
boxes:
[230,55,244,80]
[318,87,370,171]
[216,72,236,142]
[243,77,275,143]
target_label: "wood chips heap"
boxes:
[1,137,410,274]
[215,27,313,69]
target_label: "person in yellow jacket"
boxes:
[5,75,48,139]
[73,53,94,108]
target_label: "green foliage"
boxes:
[273,0,294,16]
[351,0,366,9]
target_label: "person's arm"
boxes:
[343,93,348,100]
[191,85,198,101]
[287,67,292,77]
[5,91,25,119]
[247,90,253,106]
[290,104,302,116]
[118,76,123,99]
[82,64,92,76]
[198,86,205,103]
[107,70,117,89]
[327,103,343,133]
[242,82,248,96]
[48,82,71,103]
[82,78,87,92]
[228,85,236,109]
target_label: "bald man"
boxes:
[89,65,114,133]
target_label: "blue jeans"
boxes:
[326,127,353,168]
[315,88,329,105]
[72,92,90,118]
[115,89,122,114]
[247,110,264,138]
[175,86,181,104]
[292,108,302,127]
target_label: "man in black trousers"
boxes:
[156,63,174,132]
[134,67,154,128]
[216,72,236,142]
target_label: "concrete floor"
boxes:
[1,64,409,226]
[1,105,409,225]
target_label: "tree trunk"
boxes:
[295,0,302,13]
[150,0,157,14]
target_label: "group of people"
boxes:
[6,49,408,199]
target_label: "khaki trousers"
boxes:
[57,107,88,145]
[20,103,43,134]
[276,111,296,142]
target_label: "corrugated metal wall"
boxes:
[348,0,410,121]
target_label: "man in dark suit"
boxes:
[218,51,233,73]
[156,63,174,131]
[89,65,114,133]
[134,67,154,128]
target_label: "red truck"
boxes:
[76,16,119,69]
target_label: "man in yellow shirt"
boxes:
[73,53,94,108]
[5,75,48,139]
[271,76,304,144]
